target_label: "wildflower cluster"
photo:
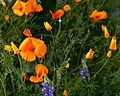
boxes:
[1,0,120,95]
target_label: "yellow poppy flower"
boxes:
[85,48,94,59]
[63,89,68,96]
[107,51,112,58]
[11,42,19,54]
[4,45,11,52]
[101,25,110,39]
[65,63,70,69]
[44,21,52,31]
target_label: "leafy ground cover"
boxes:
[0,0,120,96]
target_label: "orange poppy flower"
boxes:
[74,0,81,3]
[12,0,26,16]
[23,0,43,15]
[50,9,64,19]
[11,42,19,54]
[90,10,107,21]
[5,15,10,21]
[30,64,48,83]
[63,5,71,11]
[109,36,117,51]
[19,37,47,62]
[4,45,11,52]
[101,25,110,39]
[107,50,112,58]
[63,89,68,96]
[23,28,32,37]
[85,48,94,59]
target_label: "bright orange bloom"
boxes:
[4,45,11,52]
[101,25,110,39]
[12,0,43,16]
[23,28,32,37]
[50,9,64,19]
[44,21,52,31]
[12,0,26,16]
[5,15,10,21]
[107,51,112,58]
[23,0,43,15]
[85,48,94,59]
[19,37,47,62]
[63,5,71,11]
[74,0,81,2]
[30,64,48,83]
[90,10,107,21]
[63,89,68,96]
[11,42,19,54]
[109,36,117,51]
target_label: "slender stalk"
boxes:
[0,79,6,96]
[56,17,62,38]
[91,58,109,79]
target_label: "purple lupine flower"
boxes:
[58,0,63,2]
[41,82,55,96]
[80,67,90,81]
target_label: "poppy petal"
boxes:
[34,43,47,58]
[30,76,43,83]
[20,51,36,62]
[31,37,44,47]
[35,64,48,75]
[19,38,35,51]
[50,9,64,19]
[35,4,43,12]
[13,9,24,16]
[11,42,19,54]
[23,29,32,37]
[35,67,44,77]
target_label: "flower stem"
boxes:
[91,58,109,79]
[56,17,62,38]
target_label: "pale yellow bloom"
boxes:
[44,21,52,31]
[85,48,94,59]
[11,42,19,54]
[107,51,112,58]
[101,25,110,39]
[63,89,68,96]
[4,45,11,52]
[65,63,70,69]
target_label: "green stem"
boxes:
[0,79,6,96]
[17,54,26,94]
[91,58,109,79]
[56,17,62,38]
